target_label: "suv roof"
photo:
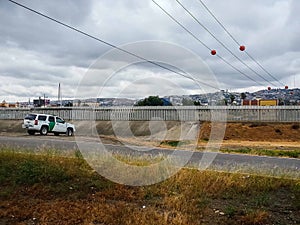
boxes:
[25,113,57,118]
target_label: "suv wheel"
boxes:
[40,126,48,135]
[66,128,73,136]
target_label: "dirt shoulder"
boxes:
[199,121,300,142]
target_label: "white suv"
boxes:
[22,113,76,136]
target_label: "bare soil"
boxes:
[197,122,300,152]
[199,122,300,142]
[100,121,300,151]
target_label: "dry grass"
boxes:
[0,147,299,225]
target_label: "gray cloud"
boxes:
[0,0,299,101]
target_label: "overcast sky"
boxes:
[0,0,299,102]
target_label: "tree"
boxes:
[135,96,164,106]
[241,92,247,100]
[182,98,194,106]
[64,101,73,107]
[230,94,235,104]
[182,98,201,106]
[194,101,201,106]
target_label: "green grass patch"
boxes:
[160,140,190,147]
[221,148,300,158]
[0,147,115,195]
[16,159,70,185]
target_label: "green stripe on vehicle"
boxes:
[49,121,55,131]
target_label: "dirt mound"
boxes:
[0,120,24,134]
[198,122,300,142]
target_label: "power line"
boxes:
[152,0,264,86]
[175,0,277,87]
[197,0,285,87]
[197,0,241,46]
[7,0,220,91]
[244,52,285,86]
[152,0,212,51]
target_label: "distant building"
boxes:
[242,99,277,106]
[161,98,172,106]
[242,99,258,106]
[0,100,9,107]
[33,98,50,107]
[0,100,20,108]
[259,99,278,106]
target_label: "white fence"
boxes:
[1,106,300,122]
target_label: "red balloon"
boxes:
[285,85,288,89]
[211,50,217,55]
[239,45,246,51]
[268,87,271,91]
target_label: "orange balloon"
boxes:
[211,50,217,55]
[239,45,246,51]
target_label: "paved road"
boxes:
[0,135,299,178]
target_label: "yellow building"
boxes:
[259,99,278,106]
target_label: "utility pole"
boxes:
[44,93,46,108]
[58,83,62,107]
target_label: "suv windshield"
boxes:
[25,114,37,120]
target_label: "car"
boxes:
[22,113,76,136]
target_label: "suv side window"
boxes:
[56,117,65,124]
[48,116,55,123]
[25,114,37,120]
[38,115,47,121]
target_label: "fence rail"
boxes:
[1,106,300,122]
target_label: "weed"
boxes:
[196,197,210,209]
[74,149,83,159]
[291,123,300,130]
[112,152,165,166]
[249,123,267,128]
[292,182,300,210]
[275,128,282,134]
[16,159,70,185]
[224,205,237,218]
[221,148,300,158]
[160,140,189,148]
[239,210,270,225]
[233,148,251,154]
[0,186,14,198]
[251,193,270,207]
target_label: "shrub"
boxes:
[16,159,69,185]
[249,123,267,128]
[275,129,282,134]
